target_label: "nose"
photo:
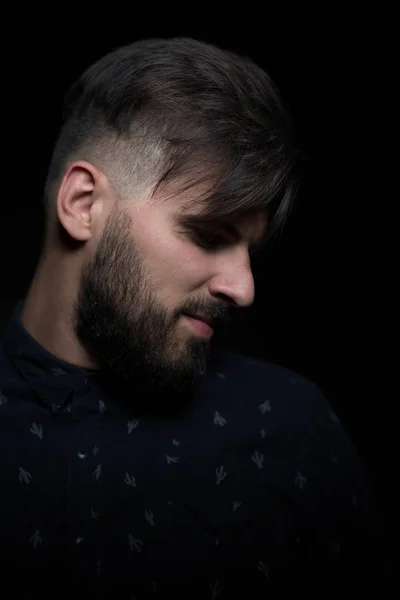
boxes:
[208,253,255,309]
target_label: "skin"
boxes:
[21,160,266,410]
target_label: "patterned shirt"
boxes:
[0,300,382,597]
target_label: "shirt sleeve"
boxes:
[288,383,391,594]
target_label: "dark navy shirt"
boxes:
[0,300,382,596]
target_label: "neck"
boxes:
[20,250,94,370]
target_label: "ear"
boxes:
[56,161,107,242]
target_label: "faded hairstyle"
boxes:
[44,37,300,243]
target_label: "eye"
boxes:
[193,230,228,251]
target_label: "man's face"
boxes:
[73,188,265,407]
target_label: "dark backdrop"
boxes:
[1,19,394,549]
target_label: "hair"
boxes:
[44,37,301,243]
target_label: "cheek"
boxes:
[162,245,201,279]
[132,215,210,287]
[151,236,209,287]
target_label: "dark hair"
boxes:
[44,37,300,242]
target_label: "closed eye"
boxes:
[197,233,261,257]
[179,227,261,256]
[193,231,228,251]
[176,227,229,251]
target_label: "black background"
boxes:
[0,15,395,541]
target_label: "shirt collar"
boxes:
[2,299,97,409]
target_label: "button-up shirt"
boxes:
[0,300,383,596]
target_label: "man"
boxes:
[0,37,383,596]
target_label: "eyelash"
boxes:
[180,228,258,256]
[183,228,230,252]
[195,232,227,251]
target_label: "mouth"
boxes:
[183,312,216,329]
[182,312,215,339]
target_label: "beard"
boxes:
[71,205,228,415]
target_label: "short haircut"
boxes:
[44,37,300,242]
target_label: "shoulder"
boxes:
[207,348,366,480]
[207,352,384,590]
[207,348,337,428]
[210,348,322,393]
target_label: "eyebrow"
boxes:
[175,213,268,253]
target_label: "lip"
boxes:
[184,312,215,328]
[183,314,214,339]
